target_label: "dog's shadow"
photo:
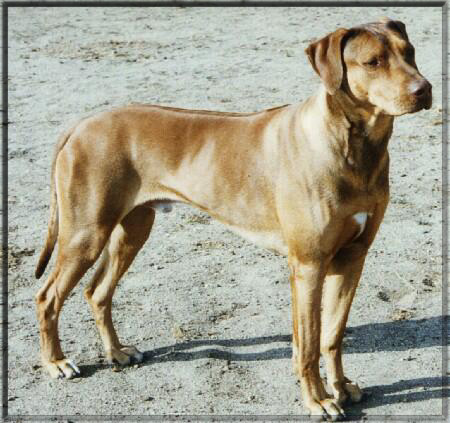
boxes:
[80,315,448,412]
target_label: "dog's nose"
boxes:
[411,79,432,98]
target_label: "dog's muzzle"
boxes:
[410,78,432,110]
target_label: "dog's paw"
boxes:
[329,378,363,405]
[107,345,144,368]
[307,398,346,422]
[44,358,81,379]
[120,345,144,363]
[343,380,363,403]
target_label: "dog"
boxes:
[35,18,431,420]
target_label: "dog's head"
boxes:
[305,18,432,115]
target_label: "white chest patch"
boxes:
[352,212,369,239]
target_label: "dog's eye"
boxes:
[365,58,380,67]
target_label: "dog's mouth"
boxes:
[412,95,432,113]
[413,83,433,112]
[370,91,432,116]
[393,81,433,115]
[401,94,433,115]
[422,95,433,110]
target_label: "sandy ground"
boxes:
[6,5,446,421]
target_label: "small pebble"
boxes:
[376,291,389,302]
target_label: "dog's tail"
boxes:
[35,127,74,279]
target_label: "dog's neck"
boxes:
[310,86,393,190]
[318,87,393,166]
[325,88,394,144]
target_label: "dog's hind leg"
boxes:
[35,224,112,379]
[84,205,155,368]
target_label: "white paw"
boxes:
[45,358,81,379]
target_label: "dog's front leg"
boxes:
[320,202,388,407]
[320,246,367,406]
[289,256,345,420]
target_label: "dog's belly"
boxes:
[149,199,288,256]
[219,225,289,256]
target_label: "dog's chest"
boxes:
[351,212,369,240]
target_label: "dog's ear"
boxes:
[379,17,409,41]
[305,28,349,95]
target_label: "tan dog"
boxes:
[35,18,431,420]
